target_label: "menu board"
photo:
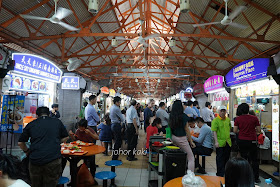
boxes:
[272,96,279,162]
[0,95,25,133]
[9,74,50,93]
[12,53,62,83]
[235,79,279,97]
[61,76,79,90]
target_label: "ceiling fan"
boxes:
[116,33,160,48]
[67,58,82,71]
[174,67,190,78]
[20,0,79,31]
[192,0,247,29]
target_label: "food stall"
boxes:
[204,75,229,113]
[0,53,62,151]
[193,83,208,109]
[225,58,279,163]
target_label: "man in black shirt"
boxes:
[50,103,60,118]
[18,107,69,187]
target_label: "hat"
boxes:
[219,106,227,111]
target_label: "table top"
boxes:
[164,176,225,187]
[62,144,105,157]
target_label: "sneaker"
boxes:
[255,178,261,184]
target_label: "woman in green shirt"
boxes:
[79,102,88,119]
[169,100,195,172]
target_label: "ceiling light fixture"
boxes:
[180,0,190,13]
[88,0,99,13]
[111,38,118,47]
[169,37,176,47]
[135,78,138,82]
[122,56,127,63]
[164,56,170,64]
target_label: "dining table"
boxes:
[61,143,105,187]
[163,175,225,187]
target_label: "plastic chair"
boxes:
[95,171,116,187]
[105,160,122,187]
[57,176,70,187]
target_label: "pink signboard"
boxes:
[204,75,224,93]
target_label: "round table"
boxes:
[164,176,225,187]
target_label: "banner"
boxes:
[204,75,224,93]
[0,95,25,133]
[61,76,80,90]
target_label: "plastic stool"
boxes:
[95,171,116,187]
[57,176,69,187]
[105,160,122,187]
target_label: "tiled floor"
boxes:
[62,128,278,187]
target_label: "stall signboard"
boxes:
[0,95,25,133]
[61,76,79,90]
[109,89,116,97]
[8,74,50,93]
[101,87,109,94]
[193,84,204,96]
[12,53,62,83]
[213,91,229,101]
[204,75,224,93]
[272,95,279,161]
[225,58,270,87]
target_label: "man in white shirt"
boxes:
[156,102,169,134]
[126,100,139,161]
[200,102,215,126]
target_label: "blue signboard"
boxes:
[12,53,62,83]
[61,76,79,90]
[0,95,25,133]
[8,74,50,93]
[225,58,270,87]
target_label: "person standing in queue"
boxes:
[211,106,232,177]
[18,107,69,187]
[110,96,125,160]
[169,100,195,172]
[234,103,261,184]
[85,95,100,144]
[49,104,60,118]
[201,102,215,126]
[144,99,155,132]
[126,100,139,161]
[156,102,169,134]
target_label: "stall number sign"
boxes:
[12,53,62,83]
[61,76,79,90]
[225,58,270,87]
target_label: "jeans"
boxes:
[238,139,259,180]
[29,158,61,187]
[127,123,138,159]
[192,145,213,168]
[216,143,231,177]
[89,126,97,144]
[111,123,122,160]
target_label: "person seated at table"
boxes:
[190,117,213,174]
[69,119,99,184]
[188,118,200,138]
[146,117,163,149]
[97,113,112,156]
[225,157,259,187]
[0,154,30,187]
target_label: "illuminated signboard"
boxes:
[12,53,62,83]
[225,58,269,87]
[61,76,80,90]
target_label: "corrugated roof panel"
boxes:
[195,60,207,68]
[263,21,280,41]
[233,44,255,60]
[69,0,92,23]
[6,19,29,37]
[216,60,231,69]
[252,0,280,15]
[248,43,275,53]
[0,8,14,24]
[190,0,210,17]
[3,0,44,15]
[45,43,61,57]
[72,38,89,53]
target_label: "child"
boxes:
[146,117,163,149]
[97,113,112,156]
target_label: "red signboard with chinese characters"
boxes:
[193,84,204,96]
[101,87,109,94]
